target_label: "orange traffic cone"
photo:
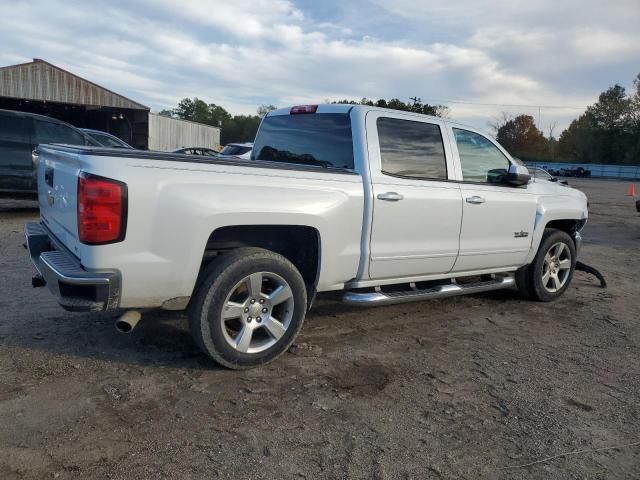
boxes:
[628,183,636,197]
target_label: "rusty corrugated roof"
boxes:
[0,59,149,110]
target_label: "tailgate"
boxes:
[37,146,82,256]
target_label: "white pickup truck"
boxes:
[25,104,588,368]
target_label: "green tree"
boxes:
[222,115,262,145]
[558,114,600,163]
[257,104,277,117]
[331,97,449,117]
[167,97,261,144]
[586,84,630,129]
[158,109,175,118]
[558,80,640,165]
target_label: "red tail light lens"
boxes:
[290,105,318,114]
[78,173,127,244]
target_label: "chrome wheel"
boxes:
[220,271,295,354]
[542,242,572,293]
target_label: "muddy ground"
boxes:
[1,178,639,479]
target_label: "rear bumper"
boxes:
[25,222,121,312]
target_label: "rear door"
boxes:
[448,127,537,271]
[366,111,462,280]
[0,111,33,192]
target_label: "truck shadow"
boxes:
[4,285,595,370]
[3,308,222,371]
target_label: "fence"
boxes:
[524,161,640,180]
[148,113,221,151]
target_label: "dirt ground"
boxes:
[1,178,639,479]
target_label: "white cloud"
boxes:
[0,0,637,132]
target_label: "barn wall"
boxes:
[148,113,221,151]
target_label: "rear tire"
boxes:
[188,247,307,369]
[516,229,576,302]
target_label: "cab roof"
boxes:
[266,104,491,137]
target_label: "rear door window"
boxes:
[377,117,447,180]
[33,120,86,146]
[252,113,354,170]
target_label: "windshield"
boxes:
[89,132,130,148]
[252,113,354,169]
[221,145,251,155]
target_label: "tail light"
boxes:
[290,105,318,114]
[78,172,127,244]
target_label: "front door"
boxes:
[366,112,462,280]
[449,127,537,272]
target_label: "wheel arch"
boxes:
[544,218,585,237]
[199,224,322,298]
[525,215,586,264]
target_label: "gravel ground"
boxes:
[1,178,639,479]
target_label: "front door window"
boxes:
[453,128,510,184]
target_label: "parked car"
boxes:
[80,129,133,149]
[541,165,563,176]
[0,109,98,197]
[172,147,220,156]
[25,104,588,369]
[562,166,592,178]
[542,165,592,178]
[218,142,253,159]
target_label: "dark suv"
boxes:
[0,109,97,197]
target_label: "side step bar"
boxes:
[342,275,515,307]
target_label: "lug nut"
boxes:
[244,307,249,313]
[247,317,252,322]
[259,299,265,304]
[250,299,256,304]
[262,308,268,313]
[256,316,262,323]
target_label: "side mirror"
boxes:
[487,168,508,184]
[505,164,530,186]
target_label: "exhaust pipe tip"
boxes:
[115,311,141,334]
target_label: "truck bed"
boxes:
[35,144,365,308]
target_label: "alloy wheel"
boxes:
[219,272,295,354]
[542,242,572,293]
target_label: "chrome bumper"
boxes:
[25,222,121,312]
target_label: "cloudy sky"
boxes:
[1,0,638,134]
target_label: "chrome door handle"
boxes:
[377,192,404,202]
[465,195,486,204]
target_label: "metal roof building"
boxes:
[0,59,220,150]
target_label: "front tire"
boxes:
[188,247,307,369]
[516,229,576,302]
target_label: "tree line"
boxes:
[495,73,640,165]
[159,99,275,145]
[160,76,639,165]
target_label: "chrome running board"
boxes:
[342,275,515,307]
